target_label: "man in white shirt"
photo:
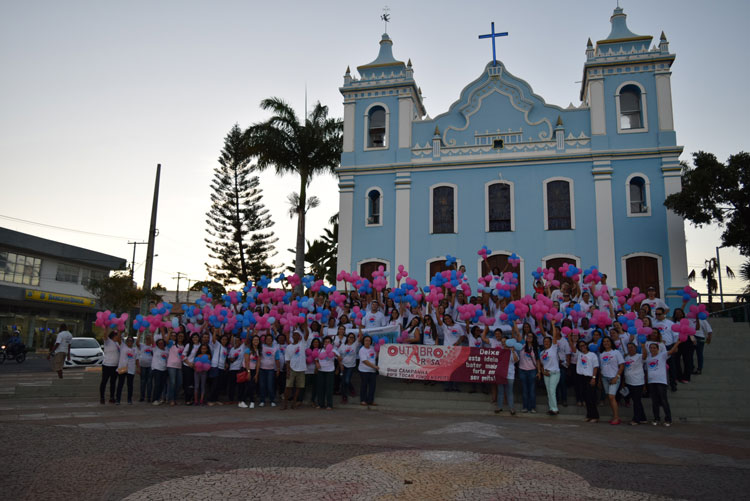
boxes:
[694,317,713,375]
[363,302,386,329]
[652,307,677,391]
[48,324,73,379]
[282,331,307,409]
[641,287,668,317]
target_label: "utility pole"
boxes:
[185,277,193,304]
[127,241,148,280]
[716,246,725,310]
[141,163,161,315]
[173,272,187,304]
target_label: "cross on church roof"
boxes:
[478,22,508,67]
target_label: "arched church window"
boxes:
[546,180,571,230]
[431,185,456,234]
[366,188,381,225]
[619,85,642,130]
[487,182,511,232]
[367,106,386,148]
[629,176,646,213]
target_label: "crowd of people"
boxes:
[94,263,712,427]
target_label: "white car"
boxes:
[65,337,104,368]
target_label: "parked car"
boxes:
[65,337,104,368]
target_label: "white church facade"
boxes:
[335,7,688,309]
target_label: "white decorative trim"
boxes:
[662,169,689,288]
[655,73,674,131]
[394,182,411,275]
[364,186,383,227]
[398,97,413,149]
[484,180,515,232]
[476,250,525,296]
[625,172,652,217]
[425,257,463,285]
[615,81,648,134]
[542,177,576,230]
[363,102,390,151]
[621,252,664,300]
[343,103,355,153]
[429,182,458,234]
[356,258,392,284]
[336,190,355,289]
[588,79,606,136]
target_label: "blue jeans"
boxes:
[167,367,183,401]
[360,371,376,404]
[259,368,276,403]
[151,369,167,401]
[696,338,706,371]
[342,366,355,395]
[139,366,152,401]
[497,379,514,410]
[519,369,537,411]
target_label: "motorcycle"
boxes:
[0,343,27,364]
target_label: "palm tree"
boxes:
[688,257,735,305]
[739,259,750,302]
[286,192,320,220]
[246,98,342,292]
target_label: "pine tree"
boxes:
[205,124,277,285]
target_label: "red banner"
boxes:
[378,344,510,384]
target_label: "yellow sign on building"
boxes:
[24,290,96,308]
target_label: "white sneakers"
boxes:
[238,401,248,408]
[259,402,265,407]
[271,402,277,407]
[249,402,255,409]
[152,400,161,406]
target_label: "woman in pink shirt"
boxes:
[518,332,541,413]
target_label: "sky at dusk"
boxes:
[1,0,748,296]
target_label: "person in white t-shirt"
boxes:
[598,337,625,425]
[358,336,379,406]
[575,340,600,423]
[641,287,668,318]
[99,331,121,404]
[645,340,681,426]
[337,332,360,403]
[481,326,519,415]
[693,316,712,375]
[438,315,467,392]
[282,330,308,409]
[315,336,341,409]
[49,324,73,379]
[540,337,560,415]
[115,336,138,405]
[363,302,387,329]
[623,342,647,425]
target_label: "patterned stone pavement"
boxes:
[2,386,750,500]
[124,449,674,501]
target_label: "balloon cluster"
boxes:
[477,246,491,261]
[672,318,696,342]
[532,267,559,288]
[687,304,708,320]
[94,311,129,331]
[508,253,520,268]
[193,354,211,372]
[614,287,646,311]
[396,265,408,285]
[558,262,581,282]
[445,255,457,267]
[681,285,698,302]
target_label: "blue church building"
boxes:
[335,7,688,308]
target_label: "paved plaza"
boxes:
[1,364,749,500]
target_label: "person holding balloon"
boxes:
[115,336,137,405]
[137,334,154,403]
[99,331,121,405]
[182,333,201,405]
[598,337,625,425]
[239,335,261,409]
[166,332,186,406]
[575,340,600,423]
[358,335,380,406]
[672,308,696,383]
[693,313,712,375]
[644,340,681,426]
[282,330,308,409]
[150,338,169,406]
[258,333,281,407]
[192,344,212,406]
[623,342,647,425]
[315,336,341,410]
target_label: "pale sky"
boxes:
[1,0,748,297]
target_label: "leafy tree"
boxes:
[86,272,161,312]
[205,124,277,286]
[246,98,342,292]
[664,151,750,256]
[189,280,226,300]
[152,283,167,291]
[688,257,735,306]
[739,260,750,301]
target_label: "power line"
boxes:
[0,214,138,240]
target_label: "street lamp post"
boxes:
[716,246,724,310]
